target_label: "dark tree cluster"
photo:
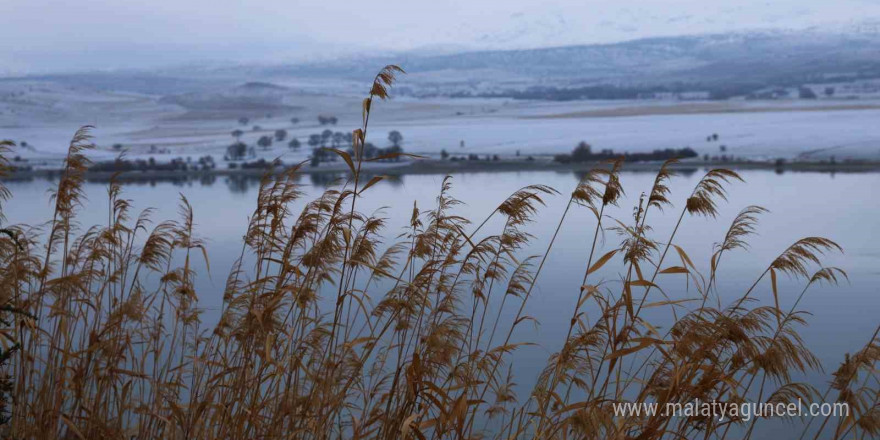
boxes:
[317,115,338,125]
[452,153,501,161]
[307,130,353,149]
[553,141,697,164]
[471,84,687,101]
[357,144,404,161]
[90,156,216,173]
[310,131,406,167]
[226,142,250,160]
[228,158,283,170]
[798,87,818,99]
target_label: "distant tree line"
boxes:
[553,142,697,164]
[471,85,671,101]
[469,80,837,101]
[90,156,216,173]
[227,158,283,170]
[311,130,406,167]
[317,115,338,125]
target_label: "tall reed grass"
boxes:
[0,66,877,439]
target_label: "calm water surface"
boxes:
[3,169,878,436]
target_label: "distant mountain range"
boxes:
[249,27,880,99]
[15,26,880,101]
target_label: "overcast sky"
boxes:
[3,0,880,74]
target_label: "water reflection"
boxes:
[3,169,878,411]
[573,167,700,181]
[6,162,862,192]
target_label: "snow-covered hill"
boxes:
[230,24,880,99]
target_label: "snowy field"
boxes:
[3,78,880,168]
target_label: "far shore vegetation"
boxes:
[553,142,698,164]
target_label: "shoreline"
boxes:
[5,158,880,182]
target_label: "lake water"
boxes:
[3,168,878,435]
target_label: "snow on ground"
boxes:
[2,77,880,168]
[367,105,880,160]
